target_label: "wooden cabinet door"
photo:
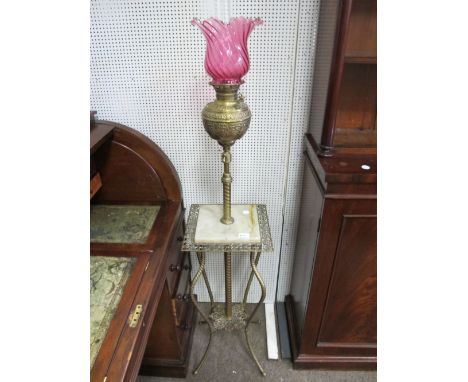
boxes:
[301,197,376,366]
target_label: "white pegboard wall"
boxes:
[90,0,321,303]
[308,0,339,144]
[275,0,321,301]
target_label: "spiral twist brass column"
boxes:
[221,146,233,224]
[202,82,251,225]
[224,252,232,319]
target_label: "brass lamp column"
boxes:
[221,145,233,224]
[201,82,251,319]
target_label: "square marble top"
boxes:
[182,204,273,253]
[195,204,261,244]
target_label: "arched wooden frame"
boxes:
[92,120,182,204]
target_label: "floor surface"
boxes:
[138,304,377,382]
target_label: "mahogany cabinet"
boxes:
[285,0,376,369]
[285,136,376,369]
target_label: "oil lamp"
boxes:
[192,17,262,224]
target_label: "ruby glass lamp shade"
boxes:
[191,17,263,84]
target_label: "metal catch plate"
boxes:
[128,304,143,328]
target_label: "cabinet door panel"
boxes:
[318,215,376,346]
[302,198,376,356]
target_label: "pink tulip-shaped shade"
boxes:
[191,17,263,84]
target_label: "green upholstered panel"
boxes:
[90,205,160,243]
[90,256,136,368]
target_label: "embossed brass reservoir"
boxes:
[202,82,251,225]
[202,82,251,146]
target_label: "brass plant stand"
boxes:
[182,204,274,376]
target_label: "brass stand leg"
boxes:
[220,146,234,225]
[244,251,267,376]
[224,252,232,319]
[196,252,214,312]
[190,252,213,375]
[243,251,262,305]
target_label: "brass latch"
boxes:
[128,304,143,328]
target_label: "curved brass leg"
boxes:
[196,251,214,312]
[244,251,267,376]
[243,251,262,305]
[190,252,213,375]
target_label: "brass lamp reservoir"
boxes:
[202,83,251,146]
[201,82,252,224]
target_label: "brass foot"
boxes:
[245,327,267,376]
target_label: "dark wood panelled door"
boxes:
[302,198,376,359]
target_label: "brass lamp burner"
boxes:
[201,82,251,224]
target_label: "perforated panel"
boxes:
[308,0,339,144]
[90,0,320,303]
[275,0,321,301]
